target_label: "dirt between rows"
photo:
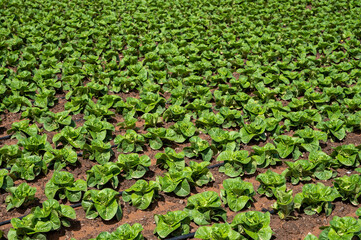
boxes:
[1,96,361,240]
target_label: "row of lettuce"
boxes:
[3,185,361,240]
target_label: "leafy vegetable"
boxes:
[122,180,159,210]
[87,162,121,189]
[231,211,273,240]
[45,171,87,202]
[184,191,227,226]
[294,182,340,216]
[5,183,36,211]
[82,188,122,221]
[220,178,255,212]
[154,210,190,239]
[90,223,144,240]
[256,170,286,198]
[195,223,241,240]
[217,150,256,177]
[117,153,151,180]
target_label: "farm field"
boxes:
[1,0,361,239]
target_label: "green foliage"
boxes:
[82,188,122,221]
[184,191,227,226]
[43,146,78,171]
[330,144,361,167]
[117,153,151,180]
[195,223,241,240]
[53,126,87,149]
[90,223,144,240]
[5,183,36,211]
[217,150,256,177]
[45,171,87,202]
[122,180,159,210]
[318,216,361,240]
[155,147,185,170]
[273,135,304,159]
[87,162,121,189]
[256,170,286,198]
[154,210,190,239]
[231,211,273,240]
[294,183,340,216]
[11,154,47,181]
[220,178,255,212]
[8,199,76,240]
[0,169,14,190]
[184,136,215,162]
[272,188,296,220]
[157,167,193,197]
[333,174,361,205]
[251,143,280,168]
[114,130,146,153]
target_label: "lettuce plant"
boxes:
[53,126,87,149]
[219,107,243,128]
[189,161,214,187]
[294,127,327,152]
[84,100,115,118]
[117,153,151,180]
[256,170,286,198]
[141,112,162,128]
[316,119,346,141]
[184,136,215,162]
[184,191,227,226]
[251,143,280,168]
[18,135,52,154]
[45,171,87,202]
[5,183,36,211]
[7,119,39,140]
[333,174,361,206]
[239,116,267,144]
[272,188,296,220]
[208,128,241,151]
[122,180,159,210]
[11,154,47,181]
[308,151,337,180]
[196,110,225,129]
[220,178,255,212]
[154,210,190,239]
[155,147,185,170]
[171,118,197,139]
[318,216,361,240]
[144,127,185,150]
[284,110,321,130]
[84,115,115,141]
[87,162,121,189]
[114,130,145,153]
[163,104,187,122]
[8,199,76,240]
[283,160,315,185]
[230,211,273,240]
[83,139,113,164]
[82,188,122,221]
[38,111,73,132]
[217,150,256,177]
[0,145,20,168]
[195,223,241,240]
[90,223,144,240]
[43,146,78,171]
[157,167,193,197]
[330,144,360,167]
[273,135,304,159]
[294,182,340,216]
[0,169,14,190]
